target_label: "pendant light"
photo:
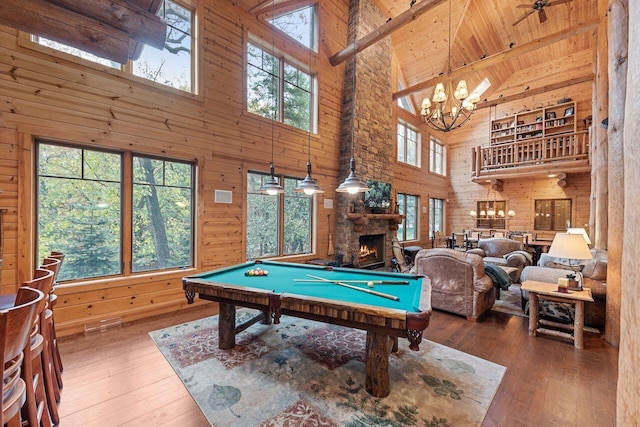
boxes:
[336,2,369,195]
[259,0,284,196]
[295,31,323,195]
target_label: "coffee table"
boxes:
[521,280,594,349]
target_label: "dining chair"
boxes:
[21,267,60,425]
[1,287,44,427]
[493,231,505,238]
[452,233,467,251]
[41,256,64,394]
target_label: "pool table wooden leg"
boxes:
[365,332,391,398]
[218,302,236,350]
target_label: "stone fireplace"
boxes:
[333,0,397,268]
[358,234,385,269]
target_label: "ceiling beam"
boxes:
[475,74,594,109]
[45,0,167,50]
[329,0,446,67]
[0,0,131,63]
[392,18,599,100]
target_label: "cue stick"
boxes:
[306,274,400,301]
[292,279,409,285]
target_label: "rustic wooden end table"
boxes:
[521,280,594,349]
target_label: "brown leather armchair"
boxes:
[413,248,495,321]
[467,237,532,283]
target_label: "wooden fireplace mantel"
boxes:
[346,213,404,232]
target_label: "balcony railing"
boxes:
[471,131,590,179]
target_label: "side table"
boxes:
[521,280,594,349]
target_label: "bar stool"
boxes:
[21,269,56,427]
[47,252,65,381]
[1,287,44,427]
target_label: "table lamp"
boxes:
[547,233,593,290]
[566,227,591,245]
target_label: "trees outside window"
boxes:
[34,0,195,93]
[246,41,314,132]
[429,198,444,239]
[246,172,312,259]
[267,5,317,51]
[37,142,194,282]
[397,193,418,241]
[430,136,446,175]
[397,122,419,166]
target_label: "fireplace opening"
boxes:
[358,234,385,269]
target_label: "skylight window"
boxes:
[267,5,317,51]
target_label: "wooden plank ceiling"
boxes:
[243,0,598,110]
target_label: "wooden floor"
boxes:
[56,305,618,427]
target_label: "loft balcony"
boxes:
[470,130,591,182]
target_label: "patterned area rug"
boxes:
[150,312,506,426]
[491,285,527,317]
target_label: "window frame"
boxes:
[534,198,572,231]
[22,0,199,96]
[429,136,446,175]
[35,140,196,283]
[396,121,421,167]
[475,200,507,230]
[245,34,317,133]
[246,170,315,260]
[397,193,419,242]
[429,197,445,239]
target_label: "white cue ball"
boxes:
[367,281,374,288]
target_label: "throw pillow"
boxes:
[544,261,585,272]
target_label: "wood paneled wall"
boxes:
[0,1,350,335]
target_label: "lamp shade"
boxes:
[547,233,593,260]
[566,227,591,245]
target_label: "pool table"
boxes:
[182,260,431,397]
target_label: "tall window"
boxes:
[246,41,314,132]
[246,172,312,259]
[430,136,446,175]
[397,122,419,166]
[397,193,418,242]
[33,0,195,93]
[535,199,572,230]
[37,142,194,282]
[429,198,444,239]
[268,5,317,50]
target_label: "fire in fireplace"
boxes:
[358,234,385,269]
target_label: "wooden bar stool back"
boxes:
[22,267,59,425]
[1,287,44,427]
[44,253,65,382]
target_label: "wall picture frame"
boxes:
[545,111,556,120]
[564,106,575,117]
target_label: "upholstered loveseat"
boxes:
[412,248,495,321]
[467,237,532,283]
[520,249,608,331]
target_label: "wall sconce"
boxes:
[507,209,516,218]
[469,210,477,217]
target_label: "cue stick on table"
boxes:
[293,279,409,285]
[306,274,400,301]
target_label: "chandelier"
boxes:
[469,189,515,220]
[420,0,491,132]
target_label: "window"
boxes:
[430,136,446,175]
[34,0,195,93]
[396,81,415,113]
[397,122,420,166]
[535,199,572,230]
[475,201,506,229]
[429,198,444,239]
[36,142,194,282]
[268,5,317,50]
[246,172,313,259]
[246,41,314,132]
[397,193,418,241]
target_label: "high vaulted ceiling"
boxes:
[243,0,598,112]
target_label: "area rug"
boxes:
[150,312,506,426]
[491,285,527,317]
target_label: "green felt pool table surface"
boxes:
[186,260,426,313]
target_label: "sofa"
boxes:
[467,237,532,283]
[412,248,495,321]
[520,249,608,331]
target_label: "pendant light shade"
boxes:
[336,158,369,194]
[295,161,324,195]
[259,163,284,195]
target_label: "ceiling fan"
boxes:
[513,0,571,26]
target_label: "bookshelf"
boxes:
[490,101,576,145]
